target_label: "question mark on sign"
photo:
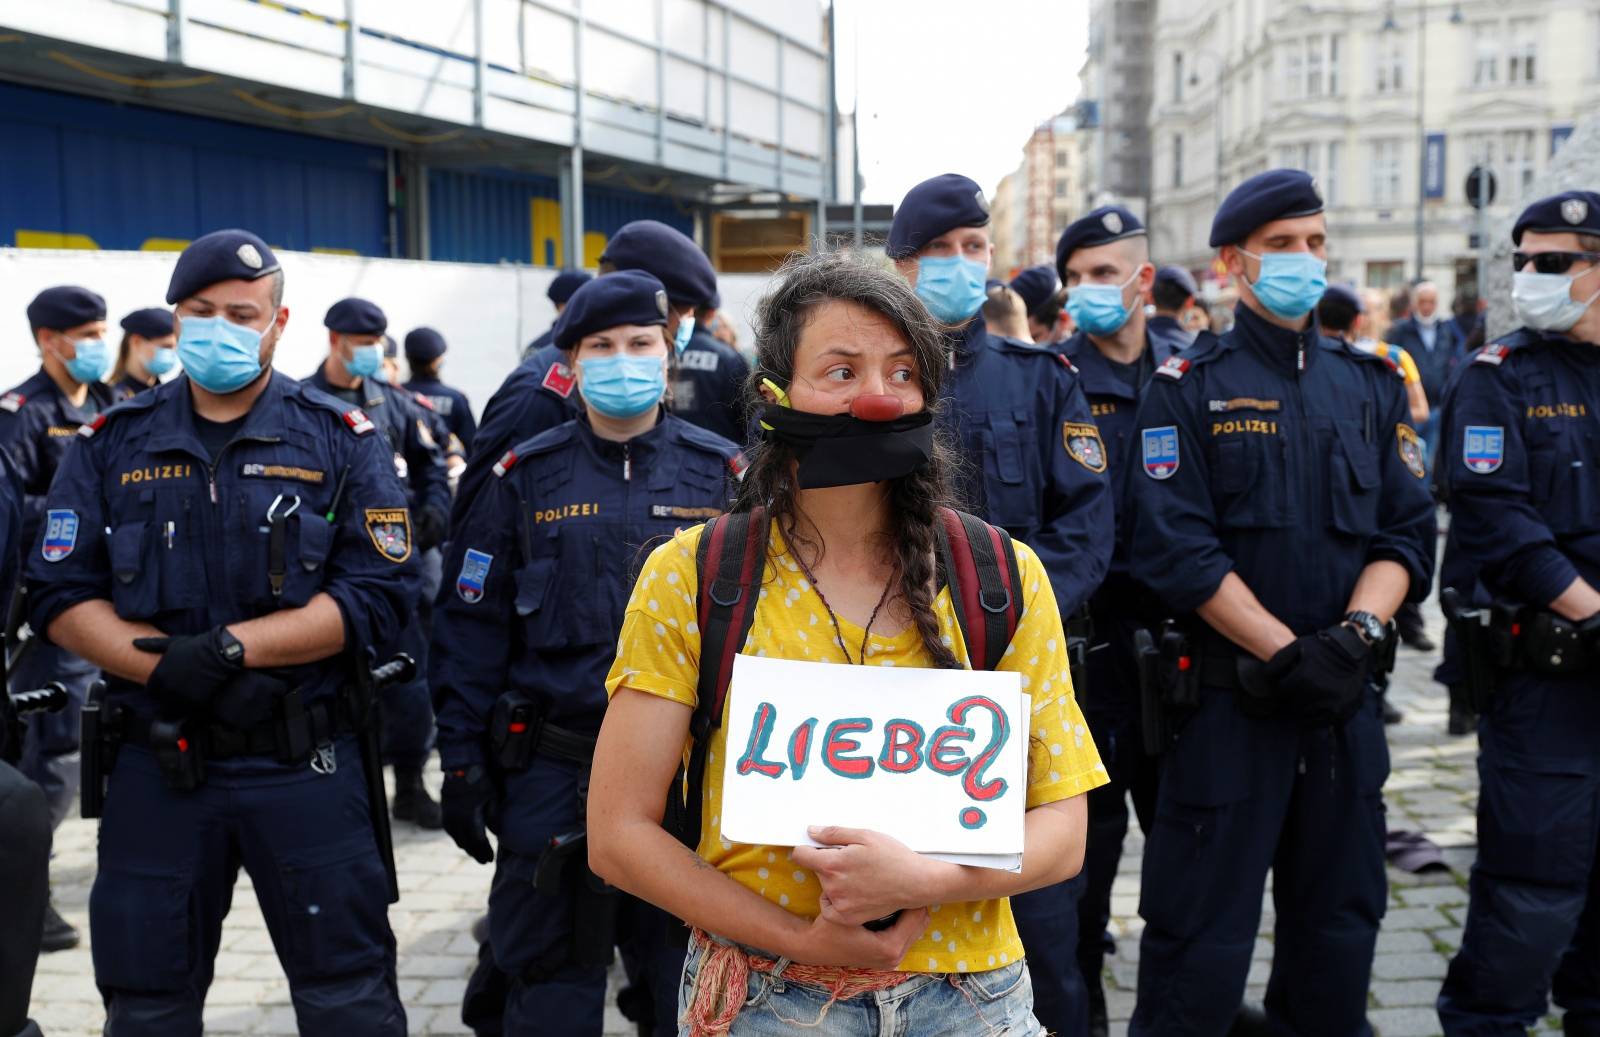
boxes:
[947,695,1010,829]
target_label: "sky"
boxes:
[832,0,1090,206]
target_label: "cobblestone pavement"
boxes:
[30,606,1500,1035]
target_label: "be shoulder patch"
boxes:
[492,450,519,478]
[456,548,493,603]
[1155,356,1191,381]
[1473,344,1511,367]
[41,509,78,562]
[77,414,107,439]
[541,362,576,399]
[343,408,376,435]
[0,391,24,413]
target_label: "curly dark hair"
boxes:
[733,250,962,669]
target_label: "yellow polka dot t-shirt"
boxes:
[604,522,1107,974]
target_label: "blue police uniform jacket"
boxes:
[670,329,751,445]
[1387,316,1463,406]
[1058,326,1181,582]
[430,412,741,769]
[0,449,20,614]
[0,368,116,551]
[1438,329,1600,606]
[405,376,477,454]
[111,374,156,403]
[942,320,1113,617]
[1145,314,1197,358]
[450,344,579,529]
[304,365,450,523]
[1126,304,1437,636]
[522,326,556,360]
[23,372,421,721]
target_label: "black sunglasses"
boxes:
[1512,250,1600,275]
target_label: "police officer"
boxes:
[430,270,741,1035]
[1147,265,1200,356]
[887,172,1115,1037]
[523,269,593,359]
[1010,264,1068,345]
[24,229,417,1033]
[1435,190,1600,1035]
[457,222,747,530]
[110,308,178,401]
[0,284,116,952]
[1053,204,1182,1037]
[405,327,477,457]
[0,445,51,1037]
[601,220,750,444]
[1125,170,1436,1036]
[305,298,449,828]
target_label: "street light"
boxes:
[1384,1,1464,281]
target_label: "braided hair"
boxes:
[733,250,962,670]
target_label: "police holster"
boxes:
[1135,622,1198,755]
[79,681,119,817]
[1441,588,1501,713]
[1064,606,1095,706]
[355,652,415,904]
[489,691,617,974]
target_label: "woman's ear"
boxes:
[758,377,788,406]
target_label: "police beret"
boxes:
[1321,283,1365,313]
[887,174,991,260]
[1512,190,1600,245]
[554,269,670,351]
[1209,169,1324,247]
[26,286,106,331]
[165,229,280,305]
[600,221,718,308]
[1054,206,1146,280]
[1008,266,1060,315]
[119,307,174,339]
[547,270,593,305]
[1154,265,1198,298]
[324,298,387,336]
[404,327,447,362]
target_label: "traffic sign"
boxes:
[1466,166,1498,210]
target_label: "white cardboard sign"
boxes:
[718,655,1029,860]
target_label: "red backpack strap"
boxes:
[667,506,767,849]
[935,507,1022,671]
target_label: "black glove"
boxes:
[210,670,290,731]
[416,506,448,552]
[134,627,244,715]
[1268,624,1372,726]
[443,764,496,864]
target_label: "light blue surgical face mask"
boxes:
[144,347,178,378]
[579,353,667,419]
[915,255,989,324]
[63,337,112,384]
[1237,248,1328,320]
[1065,267,1143,336]
[673,315,695,355]
[343,343,384,379]
[177,315,267,394]
[1512,268,1600,333]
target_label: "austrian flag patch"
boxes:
[343,408,376,435]
[542,362,576,399]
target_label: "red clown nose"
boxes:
[849,394,905,422]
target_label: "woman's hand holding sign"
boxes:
[794,824,933,925]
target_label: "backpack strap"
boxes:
[668,507,767,848]
[935,507,1023,671]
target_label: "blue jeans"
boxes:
[676,943,1044,1036]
